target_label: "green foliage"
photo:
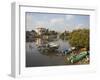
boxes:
[26,30,37,42]
[68,29,89,49]
[60,31,70,40]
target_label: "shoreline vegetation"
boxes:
[26,28,89,49]
[26,27,89,64]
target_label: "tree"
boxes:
[60,31,70,40]
[68,29,89,50]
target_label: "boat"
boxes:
[38,42,59,53]
[67,51,88,63]
[62,47,76,55]
[48,42,59,49]
[62,49,71,55]
[71,47,76,50]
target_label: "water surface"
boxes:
[26,39,71,67]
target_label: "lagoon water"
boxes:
[26,39,71,67]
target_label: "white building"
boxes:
[35,26,47,35]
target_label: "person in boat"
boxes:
[62,47,76,55]
[62,49,69,55]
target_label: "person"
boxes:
[63,49,68,55]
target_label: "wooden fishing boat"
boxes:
[68,51,88,63]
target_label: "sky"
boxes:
[26,12,89,32]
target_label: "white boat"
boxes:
[48,42,59,49]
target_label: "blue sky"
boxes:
[26,12,89,32]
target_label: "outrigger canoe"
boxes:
[68,51,89,63]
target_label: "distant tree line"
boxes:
[26,30,37,42]
[26,28,89,50]
[60,29,89,50]
[43,29,58,35]
[59,31,70,40]
[26,29,58,42]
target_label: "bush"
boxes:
[68,29,89,50]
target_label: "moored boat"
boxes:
[48,42,59,49]
[67,51,88,63]
[62,47,76,55]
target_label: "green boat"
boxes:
[68,51,88,63]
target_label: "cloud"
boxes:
[50,18,64,24]
[35,21,46,28]
[26,13,47,30]
[64,24,75,31]
[35,21,45,26]
[75,24,89,29]
[26,13,34,30]
[66,15,75,20]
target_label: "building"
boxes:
[35,27,47,35]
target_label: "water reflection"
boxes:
[26,37,71,67]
